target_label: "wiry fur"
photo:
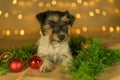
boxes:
[36,10,75,72]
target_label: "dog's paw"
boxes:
[40,60,54,72]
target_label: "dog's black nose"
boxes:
[59,35,65,40]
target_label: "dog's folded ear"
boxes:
[64,11,75,26]
[36,11,49,25]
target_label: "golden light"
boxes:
[116,26,120,32]
[108,0,114,3]
[75,13,81,19]
[6,30,11,36]
[4,12,9,18]
[71,2,77,7]
[51,0,57,5]
[77,0,82,4]
[20,29,25,36]
[89,11,94,17]
[38,2,44,7]
[46,2,51,7]
[12,0,17,5]
[82,26,88,32]
[95,9,100,14]
[75,28,81,34]
[83,2,88,6]
[102,11,107,16]
[0,10,2,15]
[101,26,107,32]
[89,1,95,6]
[14,29,19,35]
[114,8,119,13]
[18,14,23,20]
[109,27,114,32]
[18,1,25,7]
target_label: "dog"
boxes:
[16,10,75,80]
[36,10,75,72]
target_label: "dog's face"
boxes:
[36,10,75,42]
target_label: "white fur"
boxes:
[36,35,72,72]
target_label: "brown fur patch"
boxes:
[42,25,52,36]
[50,34,59,41]
[47,15,58,22]
[61,15,69,22]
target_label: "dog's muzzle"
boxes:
[59,35,65,41]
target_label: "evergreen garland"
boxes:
[68,35,120,80]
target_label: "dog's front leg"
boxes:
[61,53,73,71]
[39,57,55,72]
[37,35,54,72]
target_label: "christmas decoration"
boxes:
[0,52,11,62]
[29,55,43,69]
[9,58,24,72]
[0,36,119,80]
[83,43,88,49]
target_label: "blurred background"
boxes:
[0,0,120,49]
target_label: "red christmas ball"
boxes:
[29,55,43,69]
[9,58,24,72]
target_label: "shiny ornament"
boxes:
[9,58,24,72]
[29,55,43,69]
[0,52,11,62]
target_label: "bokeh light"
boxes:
[75,28,81,34]
[108,0,114,3]
[75,13,81,19]
[89,11,94,17]
[4,12,9,18]
[83,2,88,6]
[38,2,44,7]
[20,29,25,36]
[12,0,17,5]
[18,1,25,7]
[89,1,95,6]
[6,30,11,36]
[101,26,107,32]
[102,11,107,16]
[71,2,77,7]
[115,26,120,32]
[0,10,2,15]
[51,0,57,5]
[77,0,82,4]
[82,26,88,32]
[95,9,100,14]
[18,14,23,20]
[109,27,114,32]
